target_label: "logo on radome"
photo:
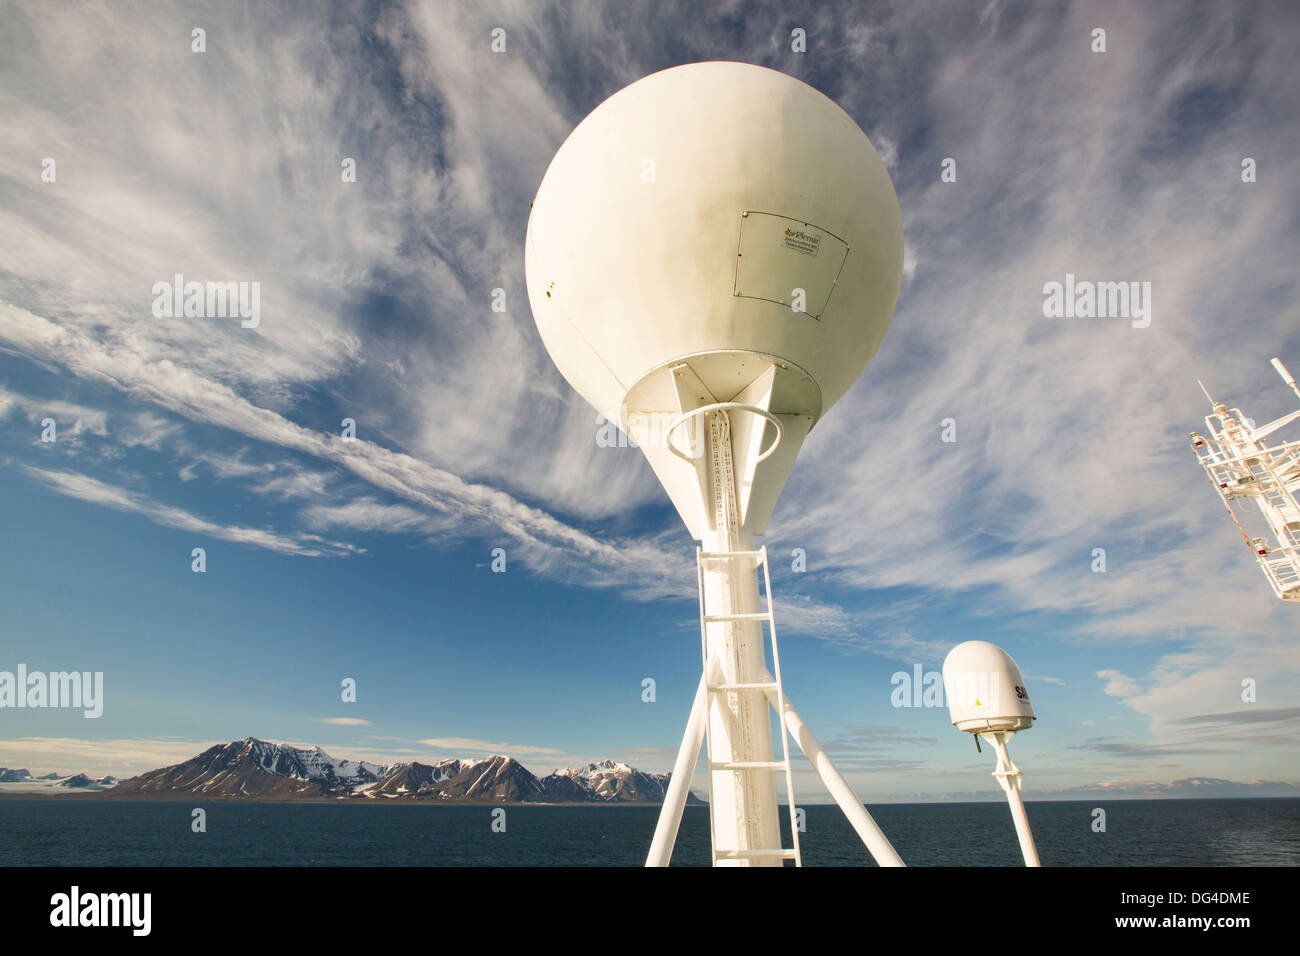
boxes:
[783,227,822,257]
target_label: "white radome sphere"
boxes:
[942,641,1037,733]
[525,61,903,426]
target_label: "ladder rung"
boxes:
[711,760,786,771]
[713,849,798,860]
[709,681,779,692]
[703,611,770,623]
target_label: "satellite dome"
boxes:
[525,60,903,429]
[942,641,1036,733]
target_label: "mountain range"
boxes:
[89,738,700,804]
[0,768,119,789]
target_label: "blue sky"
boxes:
[1,0,1298,802]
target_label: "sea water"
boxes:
[1,798,1297,866]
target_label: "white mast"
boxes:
[1191,357,1300,602]
[942,641,1041,867]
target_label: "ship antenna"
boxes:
[526,62,908,868]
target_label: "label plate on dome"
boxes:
[733,212,848,320]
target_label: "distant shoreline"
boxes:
[3,792,1298,805]
[0,792,688,806]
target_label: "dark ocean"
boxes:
[2,798,1298,866]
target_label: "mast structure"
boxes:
[1191,357,1300,602]
[524,62,911,867]
[642,387,904,867]
[981,730,1041,867]
[942,640,1041,867]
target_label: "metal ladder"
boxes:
[696,545,802,866]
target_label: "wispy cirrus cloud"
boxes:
[1173,706,1300,726]
[22,464,361,557]
[3,3,1297,638]
[0,384,107,441]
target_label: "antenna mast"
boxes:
[1190,357,1300,601]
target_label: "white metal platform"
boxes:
[1191,357,1300,602]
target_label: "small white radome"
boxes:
[941,640,1036,733]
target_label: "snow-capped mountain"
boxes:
[106,738,696,803]
[240,738,388,785]
[57,773,97,788]
[360,758,468,796]
[111,738,389,798]
[540,760,684,803]
[429,754,547,802]
[0,768,119,792]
